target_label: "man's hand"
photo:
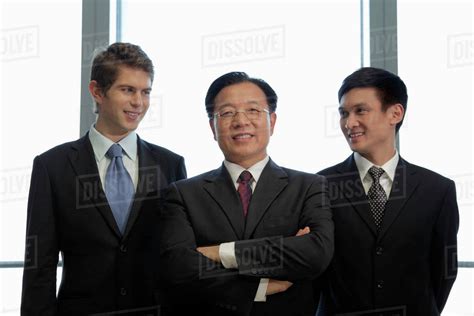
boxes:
[266,279,293,295]
[197,245,220,262]
[296,226,310,236]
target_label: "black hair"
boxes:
[205,72,277,119]
[338,67,408,133]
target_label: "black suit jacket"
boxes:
[159,159,334,316]
[21,134,186,316]
[316,154,459,316]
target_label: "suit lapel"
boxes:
[336,155,378,236]
[203,165,246,239]
[244,160,288,239]
[122,137,164,239]
[378,158,419,240]
[68,134,122,238]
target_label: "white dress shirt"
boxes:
[219,156,270,302]
[353,151,400,196]
[88,125,139,192]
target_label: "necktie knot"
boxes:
[106,144,124,159]
[368,166,384,182]
[238,170,253,184]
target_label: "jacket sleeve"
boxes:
[431,179,459,312]
[234,175,334,281]
[21,156,59,316]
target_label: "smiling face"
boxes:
[210,82,277,169]
[339,87,404,165]
[90,65,152,142]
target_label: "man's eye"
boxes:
[356,108,367,114]
[247,108,260,114]
[220,111,235,117]
[339,111,348,118]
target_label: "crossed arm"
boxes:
[197,227,310,295]
[159,177,334,308]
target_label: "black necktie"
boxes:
[237,171,253,217]
[367,166,387,229]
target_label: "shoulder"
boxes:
[139,138,184,162]
[317,156,353,178]
[280,166,326,184]
[404,160,455,188]
[171,168,218,188]
[35,136,87,162]
[318,163,344,177]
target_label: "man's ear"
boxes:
[269,112,277,136]
[209,119,217,141]
[389,103,405,126]
[89,81,104,105]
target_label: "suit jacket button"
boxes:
[120,244,128,253]
[120,287,127,296]
[377,280,384,289]
[375,246,383,255]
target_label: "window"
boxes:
[120,0,362,176]
[0,1,81,313]
[398,0,473,314]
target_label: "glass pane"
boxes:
[1,0,82,312]
[398,0,473,262]
[120,0,362,176]
[398,1,473,314]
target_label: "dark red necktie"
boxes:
[238,171,253,217]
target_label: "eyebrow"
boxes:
[116,84,152,91]
[216,100,263,108]
[339,102,367,111]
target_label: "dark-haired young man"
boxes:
[159,72,334,316]
[316,67,459,315]
[21,42,186,315]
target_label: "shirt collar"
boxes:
[224,156,270,186]
[354,150,399,182]
[88,125,138,162]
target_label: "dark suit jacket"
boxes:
[159,159,334,316]
[21,134,186,316]
[316,155,459,316]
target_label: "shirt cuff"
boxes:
[219,242,238,269]
[254,278,269,302]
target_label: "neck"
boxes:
[226,154,267,170]
[95,122,130,143]
[360,147,396,166]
